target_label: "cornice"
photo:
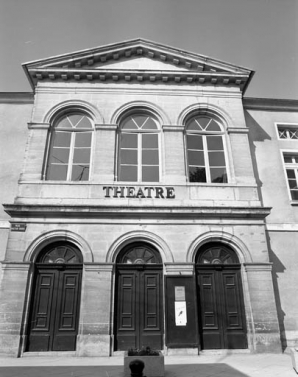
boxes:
[3,204,271,220]
[0,92,34,104]
[243,97,298,112]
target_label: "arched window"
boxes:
[186,116,227,183]
[37,242,83,264]
[118,113,160,182]
[117,242,162,264]
[46,112,93,181]
[196,243,239,264]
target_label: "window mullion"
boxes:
[138,133,142,182]
[68,132,75,181]
[203,135,211,182]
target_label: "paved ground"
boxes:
[0,353,296,377]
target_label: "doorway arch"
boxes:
[196,242,247,350]
[114,242,164,351]
[26,241,83,352]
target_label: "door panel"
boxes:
[27,267,81,352]
[115,268,163,350]
[197,267,247,349]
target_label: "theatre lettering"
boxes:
[103,186,175,199]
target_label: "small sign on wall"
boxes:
[175,286,186,301]
[11,223,27,232]
[175,301,187,326]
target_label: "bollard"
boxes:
[129,359,145,377]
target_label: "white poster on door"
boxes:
[175,301,187,326]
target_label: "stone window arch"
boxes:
[196,242,239,265]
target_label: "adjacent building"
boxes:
[0,39,297,357]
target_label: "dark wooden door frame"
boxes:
[196,264,247,350]
[114,264,164,351]
[26,264,82,352]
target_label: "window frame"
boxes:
[45,112,94,182]
[280,149,298,203]
[185,116,229,184]
[117,113,161,183]
[276,122,298,141]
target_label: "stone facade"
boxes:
[0,39,297,357]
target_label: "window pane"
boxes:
[208,151,226,167]
[122,118,138,130]
[197,117,212,130]
[189,167,206,182]
[188,150,205,166]
[50,148,70,164]
[121,133,138,148]
[120,150,138,164]
[207,136,223,150]
[142,134,158,148]
[283,155,293,163]
[287,169,295,178]
[187,119,201,131]
[288,179,298,189]
[210,168,227,183]
[75,132,92,147]
[52,132,71,147]
[206,119,221,132]
[56,117,72,128]
[71,165,89,181]
[142,166,159,182]
[142,150,159,165]
[46,164,68,180]
[187,134,203,150]
[291,190,298,200]
[119,165,138,181]
[141,117,157,130]
[76,116,92,129]
[73,148,91,164]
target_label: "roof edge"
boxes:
[0,92,34,104]
[243,97,298,112]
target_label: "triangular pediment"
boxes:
[23,38,254,93]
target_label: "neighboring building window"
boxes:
[283,153,298,200]
[186,116,227,183]
[118,113,160,182]
[46,113,93,181]
[278,124,298,140]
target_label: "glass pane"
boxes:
[71,165,89,181]
[56,116,72,128]
[141,117,157,130]
[68,114,84,128]
[187,119,201,131]
[189,166,206,182]
[187,134,203,150]
[46,164,68,180]
[120,149,138,164]
[197,117,212,130]
[142,166,159,182]
[288,179,297,189]
[121,133,138,148]
[188,150,205,166]
[208,151,226,167]
[291,190,298,200]
[142,134,158,148]
[206,119,221,132]
[73,148,91,164]
[142,150,159,165]
[283,155,293,163]
[287,169,295,178]
[50,148,70,164]
[122,118,138,130]
[77,116,92,129]
[207,136,223,150]
[210,168,228,183]
[52,132,71,147]
[75,132,92,147]
[119,165,138,181]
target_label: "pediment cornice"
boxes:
[23,38,254,93]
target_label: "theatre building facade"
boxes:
[1,39,298,357]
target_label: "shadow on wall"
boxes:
[244,110,272,206]
[266,232,287,351]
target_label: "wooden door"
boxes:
[27,265,82,352]
[115,267,163,350]
[197,266,247,349]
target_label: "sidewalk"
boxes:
[0,353,296,377]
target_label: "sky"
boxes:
[0,0,297,99]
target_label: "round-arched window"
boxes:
[118,113,160,182]
[117,243,162,264]
[186,115,227,183]
[37,242,83,264]
[46,112,93,181]
[196,243,239,264]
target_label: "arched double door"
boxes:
[196,243,247,349]
[26,242,82,352]
[114,242,163,351]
